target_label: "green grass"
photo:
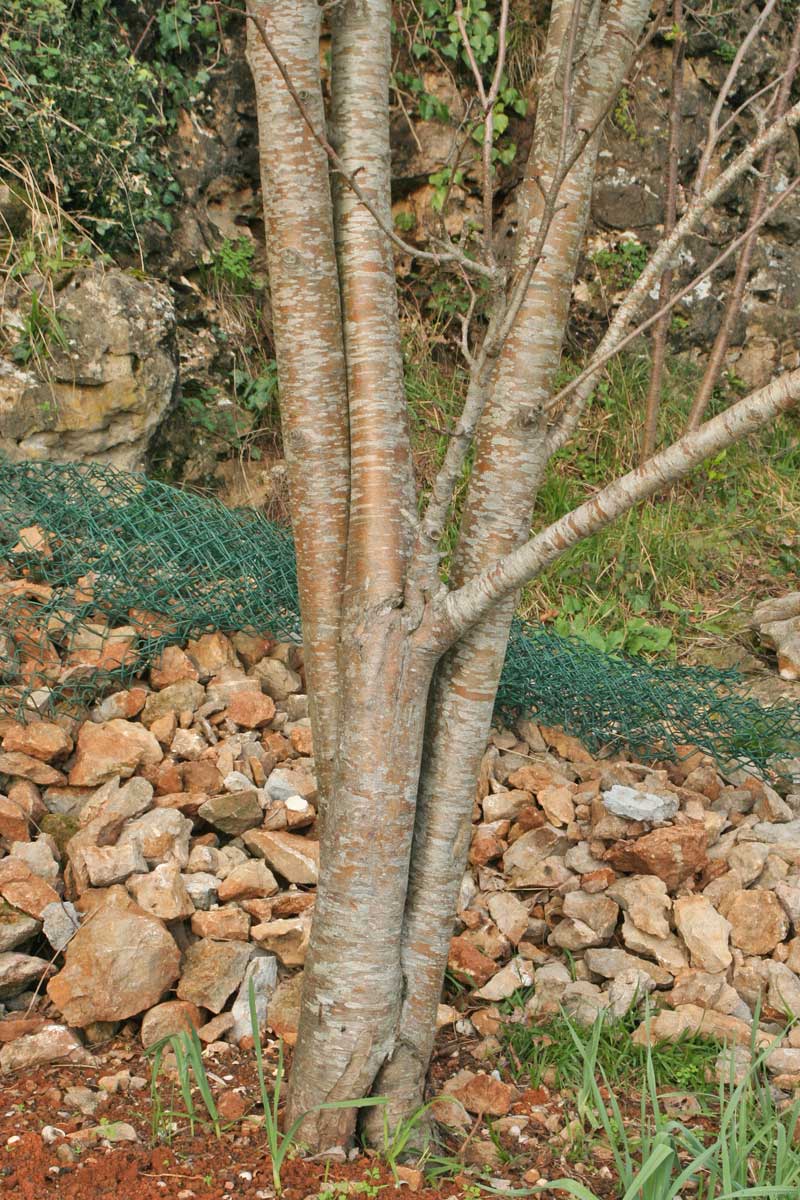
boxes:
[404,339,799,662]
[501,1004,720,1097]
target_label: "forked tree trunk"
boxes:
[246,0,800,1156]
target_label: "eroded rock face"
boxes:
[753,593,800,681]
[47,901,180,1025]
[0,268,177,470]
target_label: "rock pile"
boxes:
[1,621,799,1084]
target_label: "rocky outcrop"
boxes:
[753,593,800,681]
[0,268,177,470]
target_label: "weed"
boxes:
[612,87,640,142]
[501,1005,719,1097]
[146,1025,222,1143]
[0,0,226,249]
[206,237,258,294]
[591,240,649,290]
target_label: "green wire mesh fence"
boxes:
[1,457,797,775]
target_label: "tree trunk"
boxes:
[368,0,652,1134]
[285,609,443,1148]
[246,0,350,808]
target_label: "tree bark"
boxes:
[368,0,652,1134]
[247,1,350,807]
[285,610,443,1148]
[286,0,423,1148]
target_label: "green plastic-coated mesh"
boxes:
[0,457,797,775]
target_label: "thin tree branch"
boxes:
[442,367,800,639]
[694,0,779,196]
[685,10,800,432]
[240,4,497,280]
[548,173,799,450]
[453,0,510,265]
[640,0,684,463]
[411,1,587,577]
[547,96,800,453]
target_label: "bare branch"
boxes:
[685,10,800,431]
[547,96,800,452]
[694,0,779,196]
[454,0,510,265]
[640,0,684,463]
[442,367,800,639]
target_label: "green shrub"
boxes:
[0,0,228,249]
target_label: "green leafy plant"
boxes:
[207,236,257,293]
[553,595,673,657]
[10,289,68,367]
[592,239,649,290]
[0,0,227,248]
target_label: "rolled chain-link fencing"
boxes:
[1,457,797,776]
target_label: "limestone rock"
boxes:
[0,951,55,997]
[2,721,72,762]
[0,267,177,470]
[473,956,533,1002]
[186,632,241,680]
[225,689,276,729]
[602,785,679,823]
[487,892,530,945]
[47,903,180,1025]
[603,823,707,890]
[673,895,732,974]
[0,903,40,951]
[41,901,80,952]
[217,859,278,902]
[141,681,206,725]
[752,592,800,680]
[719,888,789,955]
[607,874,671,938]
[444,1069,514,1116]
[502,826,568,886]
[265,767,317,804]
[668,969,750,1019]
[69,720,162,787]
[448,935,496,988]
[116,808,192,868]
[252,658,302,701]
[251,914,311,966]
[127,863,195,921]
[82,842,148,887]
[584,947,673,988]
[182,871,220,910]
[633,1004,768,1049]
[619,917,688,974]
[0,1023,93,1073]
[140,1000,203,1048]
[197,790,263,836]
[241,829,319,885]
[0,752,64,786]
[767,961,800,1018]
[150,647,200,690]
[265,972,303,1046]
[191,906,251,941]
[177,938,252,1013]
[607,968,656,1018]
[230,954,279,1043]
